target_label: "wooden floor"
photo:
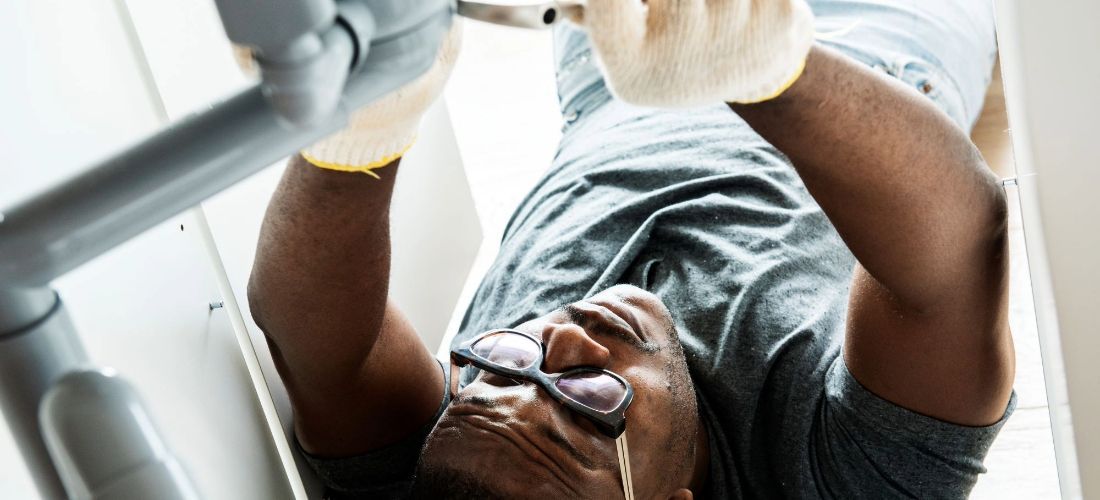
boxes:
[445,24,1061,499]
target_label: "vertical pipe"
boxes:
[0,288,57,333]
[0,290,88,499]
[40,369,198,499]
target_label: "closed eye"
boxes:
[561,304,656,354]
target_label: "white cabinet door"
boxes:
[995,0,1100,497]
[0,1,294,498]
[52,213,295,500]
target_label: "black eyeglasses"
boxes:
[450,329,634,438]
[450,328,638,499]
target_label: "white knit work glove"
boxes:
[237,23,462,177]
[571,0,815,107]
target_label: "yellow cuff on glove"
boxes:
[573,0,815,107]
[301,140,415,179]
[298,21,463,176]
[732,56,808,105]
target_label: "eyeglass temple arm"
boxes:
[615,430,635,500]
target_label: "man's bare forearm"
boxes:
[732,45,1007,312]
[249,157,446,455]
[248,156,399,406]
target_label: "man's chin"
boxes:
[418,418,546,490]
[413,416,586,499]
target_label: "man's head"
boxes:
[411,284,707,499]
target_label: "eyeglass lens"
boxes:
[471,332,540,369]
[471,331,628,413]
[556,372,628,413]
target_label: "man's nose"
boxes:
[541,322,611,373]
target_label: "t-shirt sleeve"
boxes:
[297,359,451,499]
[813,358,1015,499]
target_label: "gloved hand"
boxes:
[570,0,815,108]
[237,23,462,177]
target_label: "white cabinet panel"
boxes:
[52,213,293,500]
[0,0,161,208]
[1,0,482,498]
[0,0,293,498]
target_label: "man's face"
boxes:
[416,284,699,498]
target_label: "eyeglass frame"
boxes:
[449,328,634,439]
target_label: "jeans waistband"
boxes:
[550,0,997,131]
[553,24,613,130]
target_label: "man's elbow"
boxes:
[953,161,1009,273]
[910,169,1009,315]
[982,174,1009,242]
[975,172,1010,281]
[246,269,273,334]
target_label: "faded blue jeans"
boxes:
[553,0,998,133]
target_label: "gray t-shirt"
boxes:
[304,95,1014,499]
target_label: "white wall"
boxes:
[995,0,1100,497]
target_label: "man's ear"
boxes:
[668,489,694,500]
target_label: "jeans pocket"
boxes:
[888,57,969,128]
[557,48,593,84]
[822,40,969,128]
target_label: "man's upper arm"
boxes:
[731,46,1016,428]
[256,298,445,458]
[843,257,1014,426]
[248,158,444,459]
